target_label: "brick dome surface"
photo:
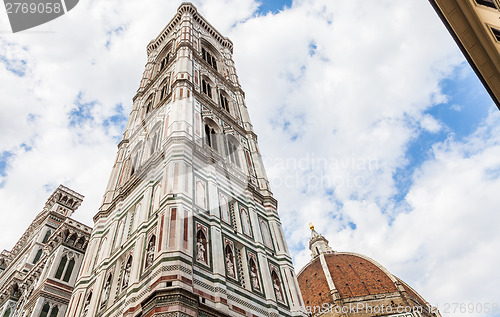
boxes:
[297,252,400,308]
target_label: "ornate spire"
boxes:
[308,224,333,258]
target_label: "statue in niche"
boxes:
[122,260,131,289]
[196,230,207,263]
[225,252,234,277]
[82,295,91,316]
[272,273,283,302]
[101,277,111,306]
[145,240,155,268]
[250,263,260,290]
[196,239,206,263]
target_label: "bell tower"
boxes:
[67,3,305,317]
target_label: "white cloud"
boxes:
[0,1,499,316]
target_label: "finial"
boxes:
[309,222,314,230]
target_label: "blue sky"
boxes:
[392,61,495,202]
[1,1,500,316]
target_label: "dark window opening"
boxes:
[62,258,75,282]
[159,53,170,71]
[160,81,169,100]
[202,79,212,98]
[49,306,59,317]
[42,230,52,243]
[492,27,500,41]
[39,303,50,317]
[33,249,43,264]
[130,154,138,176]
[202,47,217,70]
[205,124,211,147]
[227,140,240,166]
[205,124,218,151]
[476,0,497,8]
[219,92,230,113]
[55,255,67,279]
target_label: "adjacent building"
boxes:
[0,185,91,317]
[429,0,500,110]
[66,3,305,317]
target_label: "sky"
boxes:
[1,0,500,316]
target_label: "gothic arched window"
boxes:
[39,303,50,317]
[159,53,170,71]
[145,95,154,115]
[75,236,85,249]
[42,229,52,243]
[201,79,212,98]
[160,77,170,100]
[227,137,240,167]
[204,123,218,151]
[3,307,11,317]
[67,233,77,246]
[145,235,156,269]
[54,256,67,279]
[219,91,230,113]
[55,254,75,282]
[201,47,217,70]
[49,306,59,317]
[63,258,75,282]
[33,248,43,264]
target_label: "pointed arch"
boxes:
[49,306,59,317]
[145,235,156,269]
[122,256,133,289]
[33,248,43,264]
[75,236,86,249]
[203,118,221,151]
[152,184,162,212]
[195,180,207,209]
[55,255,67,279]
[249,256,261,291]
[42,229,52,243]
[82,291,92,316]
[271,269,284,303]
[67,233,77,246]
[241,208,251,236]
[101,272,113,306]
[226,134,241,166]
[224,244,235,278]
[39,303,50,317]
[260,220,272,249]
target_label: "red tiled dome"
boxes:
[298,252,399,308]
[324,253,397,299]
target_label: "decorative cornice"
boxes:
[147,3,233,56]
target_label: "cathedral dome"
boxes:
[297,225,438,316]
